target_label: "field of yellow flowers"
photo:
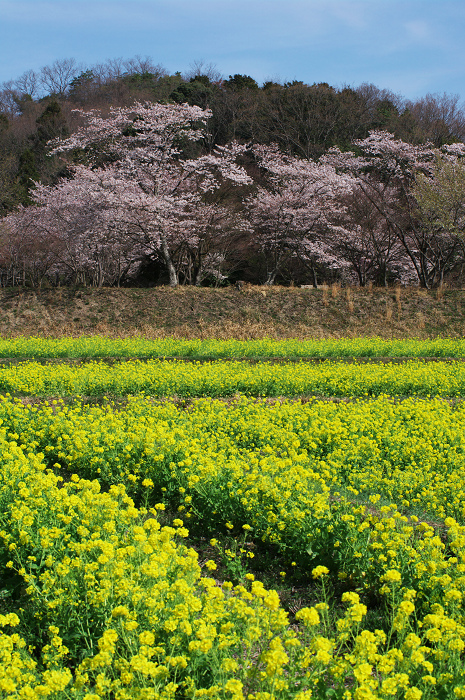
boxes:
[1,338,465,699]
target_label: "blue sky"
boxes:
[1,0,464,100]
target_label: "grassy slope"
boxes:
[1,284,465,338]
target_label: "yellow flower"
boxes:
[382,569,401,583]
[138,630,155,646]
[224,678,243,698]
[312,565,329,579]
[296,607,320,627]
[405,689,422,700]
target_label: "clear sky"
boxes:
[1,0,464,101]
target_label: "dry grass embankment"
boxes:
[1,284,464,338]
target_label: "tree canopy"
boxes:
[1,56,465,289]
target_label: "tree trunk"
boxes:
[160,235,178,287]
[311,266,318,288]
[265,269,278,285]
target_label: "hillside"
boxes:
[1,285,464,339]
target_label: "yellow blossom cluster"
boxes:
[0,430,302,697]
[4,393,465,530]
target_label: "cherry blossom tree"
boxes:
[2,205,63,287]
[165,200,251,285]
[6,110,465,290]
[330,189,417,286]
[47,102,252,286]
[3,167,139,286]
[247,144,354,285]
[46,101,207,285]
[322,131,465,287]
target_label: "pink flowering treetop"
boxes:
[46,102,252,286]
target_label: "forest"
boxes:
[1,55,465,289]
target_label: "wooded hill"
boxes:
[2,56,465,213]
[1,56,465,290]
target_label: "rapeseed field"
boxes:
[1,339,465,699]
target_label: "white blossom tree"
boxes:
[28,102,253,287]
[330,188,417,286]
[322,131,465,287]
[4,167,140,286]
[247,144,354,285]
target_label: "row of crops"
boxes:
[2,340,465,698]
[3,358,465,397]
[2,335,465,359]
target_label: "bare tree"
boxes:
[39,58,82,97]
[94,57,127,84]
[183,60,223,84]
[122,55,167,79]
[355,83,405,118]
[405,92,465,145]
[14,70,40,99]
[0,81,21,117]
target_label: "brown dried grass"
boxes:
[1,285,464,339]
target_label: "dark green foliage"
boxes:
[255,82,372,159]
[35,100,68,144]
[223,74,259,91]
[29,100,69,184]
[17,148,39,204]
[170,75,216,109]
[121,70,159,90]
[68,70,96,103]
